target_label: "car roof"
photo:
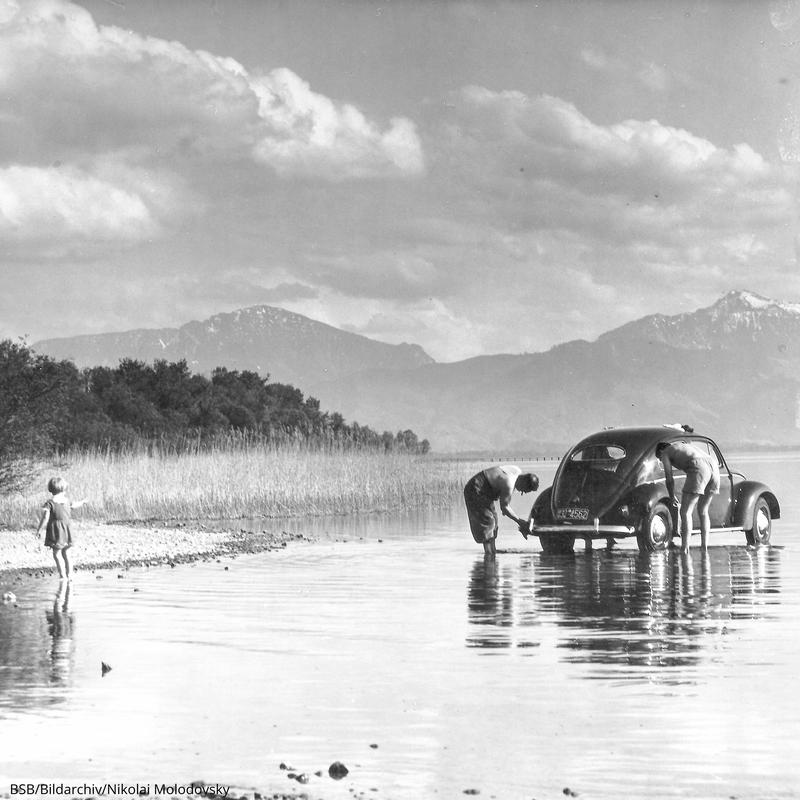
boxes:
[569,426,707,455]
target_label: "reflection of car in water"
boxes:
[537,548,781,677]
[466,548,782,677]
[530,427,780,554]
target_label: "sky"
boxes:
[2,0,800,361]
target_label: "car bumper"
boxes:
[532,524,635,535]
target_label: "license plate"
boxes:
[556,507,589,521]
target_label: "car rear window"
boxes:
[570,445,626,462]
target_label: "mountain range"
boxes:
[34,305,433,390]
[33,290,800,452]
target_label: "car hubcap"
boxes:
[756,508,769,539]
[651,515,668,543]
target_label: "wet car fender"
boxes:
[624,482,672,524]
[732,482,781,528]
[531,486,554,524]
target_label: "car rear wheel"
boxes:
[746,497,771,545]
[637,502,673,552]
[539,532,575,555]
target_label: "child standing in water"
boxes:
[35,477,88,581]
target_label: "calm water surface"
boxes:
[2,454,800,800]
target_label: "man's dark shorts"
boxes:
[463,471,498,544]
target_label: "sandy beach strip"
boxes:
[0,522,305,579]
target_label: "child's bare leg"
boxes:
[52,548,66,580]
[62,547,73,580]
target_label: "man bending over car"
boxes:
[463,465,539,556]
[656,441,720,554]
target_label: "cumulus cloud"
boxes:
[436,87,792,258]
[0,162,166,242]
[0,0,423,176]
[0,0,424,249]
[251,68,424,179]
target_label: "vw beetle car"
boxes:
[530,426,779,554]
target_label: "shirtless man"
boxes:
[656,441,720,553]
[463,465,539,555]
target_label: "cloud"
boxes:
[342,299,485,362]
[0,163,156,241]
[580,46,623,73]
[0,0,424,249]
[580,45,672,93]
[637,62,669,92]
[435,88,792,258]
[0,0,423,177]
[251,68,424,179]
[307,251,452,301]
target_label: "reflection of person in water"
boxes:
[466,556,540,651]
[45,581,75,684]
[463,465,539,555]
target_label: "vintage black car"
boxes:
[530,426,779,554]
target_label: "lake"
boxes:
[1,453,799,800]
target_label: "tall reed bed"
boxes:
[1,438,469,528]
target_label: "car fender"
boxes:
[531,486,554,524]
[733,482,781,527]
[629,482,671,516]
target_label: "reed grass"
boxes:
[0,439,470,529]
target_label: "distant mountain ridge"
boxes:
[34,305,434,389]
[601,290,800,357]
[307,290,800,451]
[33,290,800,451]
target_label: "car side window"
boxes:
[650,455,664,477]
[691,439,724,468]
[709,443,725,470]
[633,450,664,486]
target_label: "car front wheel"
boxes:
[637,502,673,552]
[746,497,771,545]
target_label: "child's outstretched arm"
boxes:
[71,498,88,509]
[35,507,50,538]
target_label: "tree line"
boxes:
[0,339,429,488]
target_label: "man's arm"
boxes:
[662,457,677,506]
[499,487,527,528]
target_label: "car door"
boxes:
[689,438,733,527]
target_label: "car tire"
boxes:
[539,532,575,555]
[636,502,673,552]
[746,497,772,545]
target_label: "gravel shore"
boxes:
[0,521,306,578]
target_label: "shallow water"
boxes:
[1,454,800,800]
